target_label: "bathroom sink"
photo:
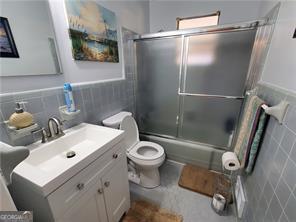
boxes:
[13,123,124,196]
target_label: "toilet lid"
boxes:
[120,116,139,151]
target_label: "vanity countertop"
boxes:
[13,123,124,196]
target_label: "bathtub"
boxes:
[140,133,225,172]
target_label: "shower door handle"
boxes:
[178,92,244,100]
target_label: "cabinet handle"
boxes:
[104,181,110,187]
[97,188,103,194]
[76,183,84,190]
[112,153,118,159]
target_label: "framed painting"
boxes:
[65,0,119,63]
[0,17,19,58]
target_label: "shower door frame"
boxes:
[132,19,267,150]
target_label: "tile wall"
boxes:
[242,83,296,222]
[0,27,136,146]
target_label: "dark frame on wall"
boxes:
[176,11,221,30]
[0,17,19,58]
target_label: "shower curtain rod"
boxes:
[132,19,266,41]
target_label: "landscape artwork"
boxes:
[0,17,19,58]
[65,0,119,62]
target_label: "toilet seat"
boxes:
[128,141,165,161]
[120,116,165,162]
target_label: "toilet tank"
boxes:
[102,111,132,128]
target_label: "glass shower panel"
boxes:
[183,30,257,96]
[179,97,243,148]
[135,37,182,136]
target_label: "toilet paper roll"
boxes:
[222,152,240,171]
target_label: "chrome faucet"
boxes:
[48,117,65,140]
[32,117,65,143]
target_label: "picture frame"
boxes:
[65,1,119,62]
[0,17,19,58]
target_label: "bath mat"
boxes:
[178,164,232,202]
[122,200,183,222]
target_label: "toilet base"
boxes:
[139,168,160,188]
[128,171,140,184]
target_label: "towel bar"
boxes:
[261,101,289,124]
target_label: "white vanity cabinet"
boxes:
[56,179,108,222]
[101,153,130,222]
[54,149,130,222]
[11,140,130,222]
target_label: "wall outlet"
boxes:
[235,176,247,218]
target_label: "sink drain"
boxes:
[66,151,76,158]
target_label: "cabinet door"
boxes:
[56,182,108,222]
[102,155,130,222]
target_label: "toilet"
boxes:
[103,112,165,188]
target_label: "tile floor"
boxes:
[129,160,236,222]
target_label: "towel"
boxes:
[234,93,266,169]
[0,142,29,184]
[245,111,267,173]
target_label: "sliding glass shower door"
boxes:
[135,37,182,137]
[135,29,257,150]
[178,30,256,148]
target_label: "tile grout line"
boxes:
[263,128,290,220]
[282,191,293,222]
[270,133,296,220]
[292,184,296,199]
[286,139,296,169]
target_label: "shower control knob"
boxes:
[77,183,84,190]
[104,181,110,187]
[112,153,118,159]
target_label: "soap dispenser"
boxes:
[8,102,34,129]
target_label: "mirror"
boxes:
[0,0,62,76]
